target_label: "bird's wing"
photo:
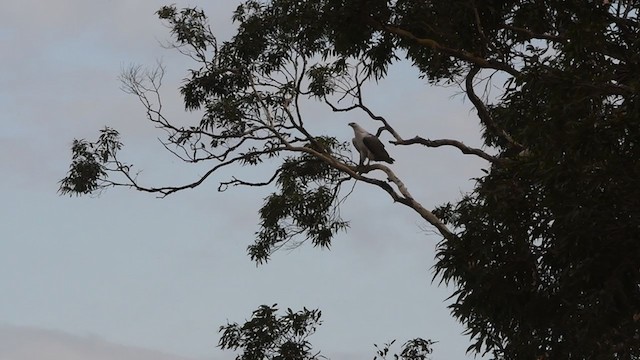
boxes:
[363,135,394,163]
[352,137,367,163]
[352,137,363,153]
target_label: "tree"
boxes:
[60,1,640,359]
[217,304,434,360]
[218,305,323,360]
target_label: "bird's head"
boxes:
[348,122,357,128]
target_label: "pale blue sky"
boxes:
[1,1,489,359]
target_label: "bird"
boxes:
[348,122,395,165]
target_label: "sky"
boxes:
[1,1,490,360]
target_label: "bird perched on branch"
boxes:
[348,122,395,165]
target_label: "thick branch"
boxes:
[366,163,455,241]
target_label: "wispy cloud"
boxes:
[0,324,206,360]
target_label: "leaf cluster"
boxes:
[427,2,640,358]
[59,128,121,195]
[251,138,349,264]
[437,66,639,360]
[218,304,323,360]
[373,338,436,360]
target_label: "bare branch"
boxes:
[218,170,282,192]
[393,137,500,164]
[107,147,288,198]
[324,90,403,142]
[361,163,455,241]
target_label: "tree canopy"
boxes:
[61,1,640,359]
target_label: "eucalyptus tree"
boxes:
[61,1,640,359]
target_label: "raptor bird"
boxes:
[348,122,395,165]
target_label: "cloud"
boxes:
[0,325,205,360]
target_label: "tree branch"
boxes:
[392,137,500,164]
[286,142,456,241]
[502,24,566,43]
[373,22,520,77]
[218,170,282,192]
[465,66,524,152]
[366,163,455,241]
[107,147,288,198]
[111,31,458,244]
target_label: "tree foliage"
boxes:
[218,305,433,360]
[61,1,640,359]
[218,305,323,360]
